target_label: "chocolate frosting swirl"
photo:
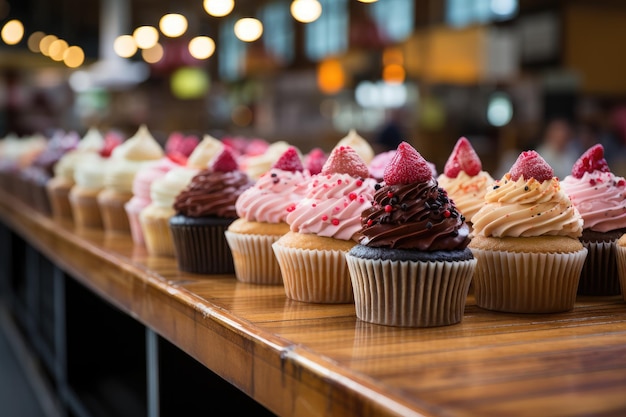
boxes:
[174,169,253,218]
[358,178,470,250]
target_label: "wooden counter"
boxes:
[2,189,626,417]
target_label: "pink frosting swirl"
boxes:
[560,171,626,232]
[236,168,309,223]
[286,173,376,240]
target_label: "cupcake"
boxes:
[169,148,253,274]
[303,148,326,175]
[226,147,309,284]
[272,146,376,303]
[437,137,494,223]
[333,129,374,165]
[240,140,291,180]
[140,134,223,257]
[560,144,626,296]
[98,125,163,233]
[69,133,122,229]
[47,128,105,220]
[615,234,626,301]
[469,151,587,313]
[347,142,475,327]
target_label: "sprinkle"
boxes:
[273,178,280,184]
[356,180,363,186]
[460,215,465,222]
[590,179,596,186]
[374,183,382,190]
[524,186,529,191]
[450,230,458,237]
[337,179,342,185]
[271,173,277,177]
[390,197,398,205]
[401,203,408,211]
[312,203,316,207]
[384,205,393,213]
[426,222,432,229]
[366,219,373,226]
[387,191,394,198]
[349,192,357,200]
[359,197,365,203]
[619,179,626,187]
[331,218,340,226]
[493,185,500,190]
[322,215,328,221]
[334,206,340,211]
[443,209,451,218]
[286,205,296,212]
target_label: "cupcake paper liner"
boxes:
[225,231,283,285]
[471,248,587,313]
[70,192,103,229]
[47,184,73,220]
[98,191,132,233]
[170,222,234,274]
[346,255,476,327]
[141,214,175,257]
[272,243,353,303]
[615,245,626,302]
[126,206,145,246]
[578,240,620,296]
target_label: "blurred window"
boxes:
[446,0,518,28]
[305,0,348,61]
[262,2,295,64]
[219,17,245,81]
[369,0,414,42]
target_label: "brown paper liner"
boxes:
[170,221,234,274]
[225,231,283,285]
[69,188,103,229]
[97,189,132,233]
[47,181,73,220]
[346,255,476,327]
[471,248,587,313]
[141,212,175,257]
[578,240,620,296]
[272,242,353,303]
[615,245,626,302]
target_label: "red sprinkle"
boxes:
[359,197,365,203]
[312,203,316,207]
[321,215,328,221]
[387,191,394,198]
[443,209,451,218]
[356,180,363,186]
[384,205,393,213]
[590,179,596,186]
[349,192,357,200]
[337,179,342,184]
[366,219,373,226]
[331,218,340,226]
[334,206,340,211]
[619,179,626,187]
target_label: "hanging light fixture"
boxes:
[159,13,188,38]
[203,0,234,17]
[290,0,322,23]
[234,18,263,42]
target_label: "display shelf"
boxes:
[1,188,626,417]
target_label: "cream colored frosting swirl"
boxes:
[236,168,309,223]
[560,171,626,232]
[242,141,291,180]
[150,167,199,208]
[76,128,105,152]
[111,125,163,161]
[471,174,582,238]
[187,134,223,169]
[286,174,376,241]
[74,155,109,190]
[333,129,374,165]
[438,171,494,221]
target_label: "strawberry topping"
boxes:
[383,141,432,185]
[272,147,304,172]
[509,150,554,182]
[211,148,238,172]
[571,144,610,178]
[321,146,369,178]
[443,137,482,178]
[304,148,326,175]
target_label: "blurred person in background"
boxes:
[536,118,581,179]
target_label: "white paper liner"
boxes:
[578,240,620,296]
[272,243,353,303]
[141,215,175,257]
[225,231,283,285]
[346,255,475,327]
[470,248,587,313]
[615,245,626,302]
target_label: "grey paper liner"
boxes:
[578,240,621,296]
[346,255,476,327]
[471,248,587,313]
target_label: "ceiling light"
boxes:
[63,46,85,68]
[113,35,137,58]
[142,43,164,64]
[159,13,188,38]
[203,0,234,17]
[234,18,263,42]
[290,0,322,23]
[189,36,216,60]
[1,19,24,45]
[133,26,159,49]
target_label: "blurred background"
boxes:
[1,0,626,176]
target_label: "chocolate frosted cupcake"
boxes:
[346,142,476,327]
[170,148,253,274]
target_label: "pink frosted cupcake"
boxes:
[226,147,309,284]
[272,146,376,303]
[560,144,626,296]
[347,142,475,327]
[470,151,587,313]
[437,137,494,223]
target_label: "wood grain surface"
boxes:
[1,189,626,417]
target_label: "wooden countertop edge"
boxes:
[0,190,434,417]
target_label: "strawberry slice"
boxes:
[571,144,610,178]
[166,151,188,166]
[383,141,432,185]
[509,150,554,182]
[443,137,482,178]
[211,148,238,173]
[99,133,122,158]
[321,146,369,178]
[272,147,304,172]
